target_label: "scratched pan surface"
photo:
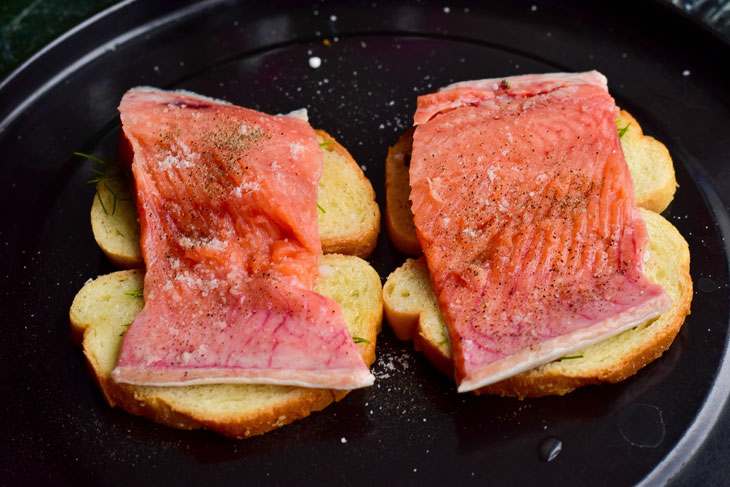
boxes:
[1,0,729,485]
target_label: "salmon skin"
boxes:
[111,88,373,390]
[409,72,671,393]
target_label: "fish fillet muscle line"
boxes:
[409,72,671,392]
[111,88,373,389]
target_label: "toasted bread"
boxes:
[383,108,691,397]
[617,111,677,213]
[315,130,380,257]
[92,130,380,268]
[71,254,382,438]
[385,110,677,255]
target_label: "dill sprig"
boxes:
[558,355,584,361]
[617,122,631,139]
[438,336,449,346]
[124,288,144,298]
[119,322,131,337]
[317,203,327,214]
[75,151,131,216]
[352,336,371,344]
[319,141,334,147]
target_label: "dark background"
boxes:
[1,1,729,486]
[2,1,730,77]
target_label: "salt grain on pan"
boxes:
[340,437,347,444]
[443,6,450,13]
[682,69,691,76]
[308,56,322,69]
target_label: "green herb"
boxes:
[319,141,334,147]
[75,151,131,216]
[558,354,584,361]
[119,322,131,337]
[500,79,512,89]
[617,122,631,139]
[438,336,449,346]
[352,336,371,344]
[317,203,326,214]
[124,288,144,298]
[77,151,116,167]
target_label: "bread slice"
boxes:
[92,129,380,267]
[383,209,692,397]
[315,130,380,257]
[385,110,677,255]
[617,111,677,213]
[90,166,141,269]
[384,128,419,255]
[70,254,382,438]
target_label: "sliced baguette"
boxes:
[617,111,677,213]
[90,166,140,269]
[385,110,677,255]
[70,254,382,438]
[92,129,380,267]
[383,209,692,397]
[315,130,380,257]
[384,128,419,255]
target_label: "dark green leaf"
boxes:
[558,354,584,361]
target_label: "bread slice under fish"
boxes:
[385,110,678,256]
[74,130,382,438]
[383,111,691,397]
[92,130,380,267]
[71,254,382,438]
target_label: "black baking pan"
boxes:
[1,1,729,485]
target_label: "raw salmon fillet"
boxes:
[409,72,671,392]
[111,88,373,389]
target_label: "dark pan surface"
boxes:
[1,1,729,485]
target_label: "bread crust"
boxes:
[385,128,421,255]
[382,210,692,397]
[71,254,383,438]
[385,111,678,255]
